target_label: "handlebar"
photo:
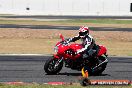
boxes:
[61,40,69,46]
[60,38,71,46]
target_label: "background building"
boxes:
[0,0,132,16]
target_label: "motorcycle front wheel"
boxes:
[44,58,63,75]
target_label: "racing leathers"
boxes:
[68,34,97,58]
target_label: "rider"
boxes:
[67,26,98,59]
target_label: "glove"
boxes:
[66,38,72,43]
[63,40,69,45]
[76,49,83,55]
[76,50,80,54]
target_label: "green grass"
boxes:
[0,84,131,88]
[56,19,132,24]
[0,19,132,25]
[0,19,38,24]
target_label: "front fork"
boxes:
[53,54,63,68]
[54,57,63,67]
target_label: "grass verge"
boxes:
[57,19,132,24]
[0,18,132,28]
[1,18,132,24]
[0,84,131,88]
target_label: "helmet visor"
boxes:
[79,31,87,36]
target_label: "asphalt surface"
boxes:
[1,15,132,19]
[0,55,131,83]
[0,24,132,31]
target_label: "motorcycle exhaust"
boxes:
[92,58,108,70]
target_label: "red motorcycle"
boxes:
[44,34,108,75]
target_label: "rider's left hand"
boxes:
[76,49,82,54]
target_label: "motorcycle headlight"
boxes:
[54,46,58,52]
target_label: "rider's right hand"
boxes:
[62,40,69,45]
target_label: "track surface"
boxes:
[0,55,131,83]
[0,24,132,32]
[1,15,132,19]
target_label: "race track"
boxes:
[0,24,132,32]
[0,55,131,83]
[0,16,132,83]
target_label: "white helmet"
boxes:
[79,26,89,38]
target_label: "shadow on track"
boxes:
[45,72,110,76]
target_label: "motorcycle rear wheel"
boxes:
[83,56,107,75]
[44,58,63,75]
[92,56,107,75]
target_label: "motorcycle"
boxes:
[44,34,108,75]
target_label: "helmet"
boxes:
[79,26,89,38]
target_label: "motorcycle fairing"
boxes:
[97,45,107,56]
